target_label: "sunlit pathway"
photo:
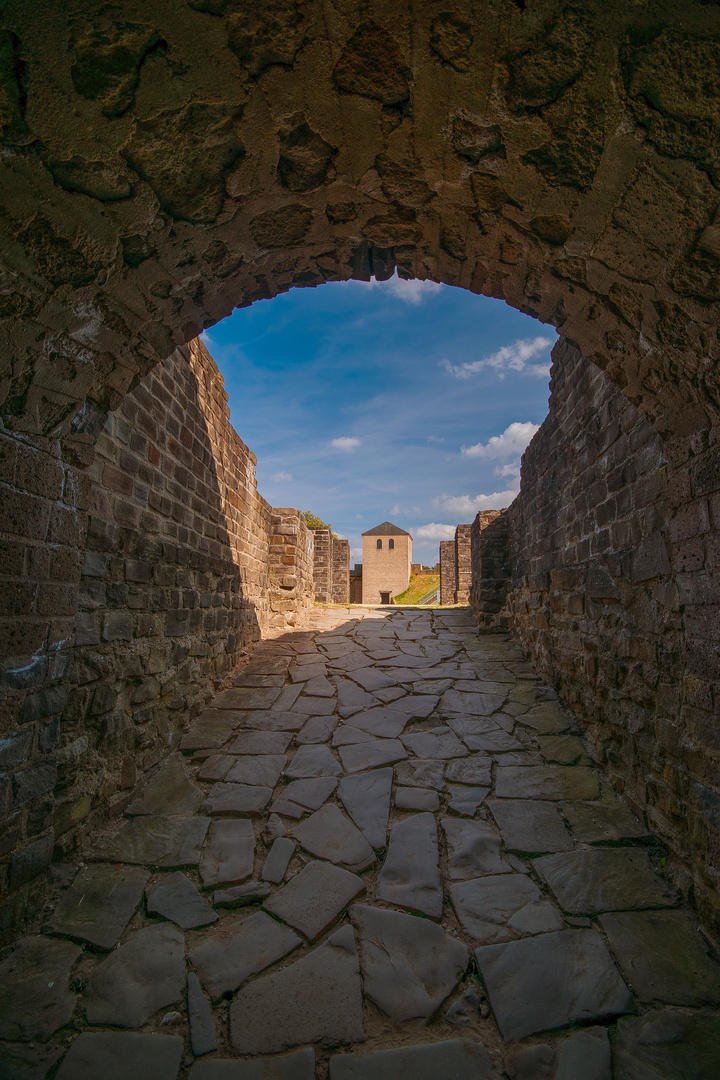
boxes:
[2,608,720,1079]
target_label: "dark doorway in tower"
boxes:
[380,592,391,605]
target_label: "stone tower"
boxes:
[361,522,412,605]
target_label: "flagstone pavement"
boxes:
[2,607,720,1080]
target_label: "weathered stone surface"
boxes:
[233,673,285,688]
[230,925,364,1054]
[47,864,149,948]
[450,875,561,944]
[293,804,375,871]
[613,1008,720,1080]
[487,799,573,853]
[126,753,204,816]
[271,777,338,817]
[401,728,468,759]
[197,755,235,782]
[189,1049,315,1078]
[285,745,342,778]
[212,687,283,710]
[225,755,286,787]
[562,797,649,842]
[395,759,445,790]
[442,818,511,878]
[445,758,492,786]
[507,1028,611,1080]
[495,766,600,800]
[338,739,408,773]
[391,695,439,717]
[517,706,571,735]
[56,1033,183,1080]
[344,708,408,739]
[296,715,338,743]
[536,849,677,913]
[333,725,375,746]
[85,924,185,1028]
[0,936,80,1041]
[477,929,632,1040]
[97,816,210,866]
[245,710,306,731]
[599,911,720,1005]
[351,904,468,1020]
[536,734,592,765]
[203,782,273,815]
[146,872,218,929]
[328,1039,496,1079]
[377,813,442,918]
[181,712,239,751]
[395,786,440,811]
[188,972,217,1057]
[189,911,300,1000]
[447,785,490,816]
[303,675,335,697]
[441,690,506,716]
[199,819,255,887]
[0,1041,64,1079]
[213,881,272,906]
[230,731,293,754]
[266,860,364,940]
[338,769,392,848]
[446,719,524,753]
[262,837,295,883]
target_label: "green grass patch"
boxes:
[394,574,440,605]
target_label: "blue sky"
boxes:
[202,275,557,566]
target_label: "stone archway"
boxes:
[1,0,719,935]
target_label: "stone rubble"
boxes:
[2,606,718,1078]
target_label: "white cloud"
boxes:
[441,336,555,380]
[331,437,361,450]
[271,470,293,482]
[495,463,521,480]
[414,523,458,541]
[462,421,539,459]
[348,271,443,305]
[435,489,519,517]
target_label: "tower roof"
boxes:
[362,521,412,538]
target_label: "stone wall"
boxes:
[309,527,332,605]
[439,541,456,606]
[477,339,720,931]
[469,511,508,623]
[0,337,312,936]
[455,525,473,604]
[331,539,350,605]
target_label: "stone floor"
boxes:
[2,607,720,1080]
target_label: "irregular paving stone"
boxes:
[517,705,571,734]
[189,1048,315,1078]
[230,731,293,754]
[0,1041,64,1079]
[303,675,335,697]
[47,864,149,949]
[292,695,336,715]
[290,662,327,682]
[262,837,295,883]
[450,875,561,944]
[292,804,375,871]
[265,860,364,940]
[350,667,397,692]
[535,849,677,913]
[126,753,204,816]
[271,777,338,817]
[338,768,392,847]
[493,750,544,767]
[507,1028,610,1080]
[338,681,378,713]
[146,872,218,929]
[391,695,439,717]
[0,936,81,1041]
[344,707,408,738]
[612,1007,720,1080]
[328,1039,496,1079]
[536,734,592,765]
[487,798,573,852]
[213,882,272,906]
[562,796,649,842]
[230,925,364,1054]
[446,719,523,753]
[447,784,490,816]
[225,755,286,787]
[181,711,240,751]
[241,657,291,676]
[188,972,217,1057]
[413,678,454,695]
[445,757,492,786]
[377,812,442,918]
[350,904,468,1020]
[203,782,273,815]
[401,727,468,759]
[295,715,338,743]
[97,816,210,866]
[445,986,482,1026]
[395,758,445,790]
[56,1032,183,1080]
[197,754,235,781]
[332,725,375,746]
[245,709,305,731]
[441,689,506,715]
[233,673,286,688]
[477,929,632,1040]
[338,739,408,773]
[212,687,283,710]
[285,744,342,778]
[395,786,440,811]
[495,765,600,800]
[189,911,301,1000]
[599,910,720,1005]
[442,818,511,878]
[199,819,255,886]
[85,923,185,1028]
